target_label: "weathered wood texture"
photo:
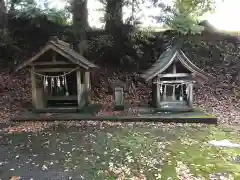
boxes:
[36,87,44,109]
[31,61,73,66]
[159,73,190,78]
[188,83,193,107]
[52,50,56,62]
[31,66,37,108]
[15,38,98,72]
[76,69,82,107]
[46,96,77,101]
[84,71,91,103]
[35,67,76,72]
[154,80,195,84]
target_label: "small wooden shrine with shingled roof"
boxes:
[15,37,98,112]
[141,44,213,112]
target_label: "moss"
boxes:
[180,116,216,118]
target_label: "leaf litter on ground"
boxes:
[0,70,240,179]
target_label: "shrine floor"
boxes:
[12,105,217,124]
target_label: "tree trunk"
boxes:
[105,0,123,32]
[72,0,89,55]
[0,0,7,31]
[0,0,7,91]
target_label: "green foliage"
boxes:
[7,0,36,11]
[89,34,114,51]
[15,7,69,25]
[7,0,69,25]
[166,14,205,35]
[174,0,214,18]
[91,0,217,67]
[163,0,215,35]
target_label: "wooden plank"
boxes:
[50,44,89,69]
[156,75,161,107]
[173,62,177,73]
[76,69,82,107]
[159,73,190,78]
[31,61,73,65]
[172,85,176,100]
[32,107,81,113]
[172,65,177,100]
[16,45,52,71]
[84,71,91,104]
[36,87,45,109]
[46,95,77,101]
[56,39,70,47]
[52,51,56,62]
[154,80,195,84]
[145,51,178,81]
[151,78,157,107]
[35,68,76,72]
[188,83,193,107]
[163,84,167,100]
[31,66,37,109]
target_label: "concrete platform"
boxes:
[11,110,217,124]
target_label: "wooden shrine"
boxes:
[15,38,98,111]
[141,45,213,112]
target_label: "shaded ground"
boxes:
[1,122,240,180]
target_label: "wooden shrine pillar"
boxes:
[84,70,91,104]
[151,78,157,107]
[52,51,56,62]
[31,66,45,109]
[31,66,37,108]
[76,69,82,107]
[188,83,193,107]
[163,84,167,100]
[36,81,44,109]
[172,62,176,100]
[156,76,161,107]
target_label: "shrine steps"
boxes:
[33,107,81,113]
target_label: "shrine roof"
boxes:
[15,37,98,71]
[141,45,214,81]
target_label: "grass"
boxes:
[1,123,240,179]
